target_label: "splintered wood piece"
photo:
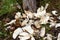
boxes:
[22,13,27,18]
[25,11,34,18]
[34,21,41,28]
[21,19,28,26]
[15,19,21,27]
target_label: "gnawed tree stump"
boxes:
[23,0,37,12]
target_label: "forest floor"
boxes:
[0,0,60,40]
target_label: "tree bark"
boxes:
[23,0,36,12]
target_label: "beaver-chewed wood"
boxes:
[23,0,36,12]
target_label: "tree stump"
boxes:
[23,0,37,12]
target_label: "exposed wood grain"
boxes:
[23,0,36,12]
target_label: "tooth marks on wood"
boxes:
[23,0,37,12]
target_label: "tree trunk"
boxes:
[23,0,36,12]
